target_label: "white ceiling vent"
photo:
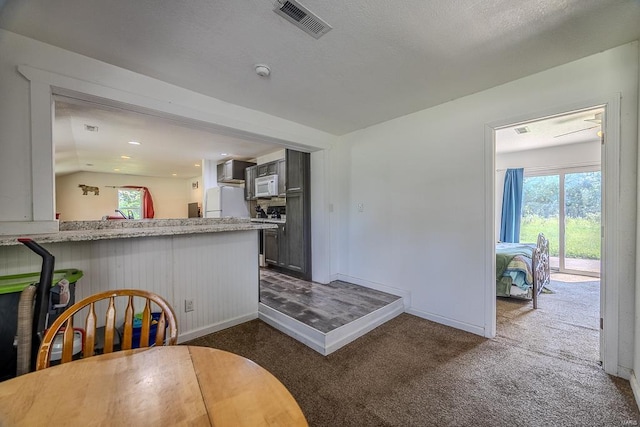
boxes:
[273,0,332,39]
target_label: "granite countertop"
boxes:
[0,218,277,246]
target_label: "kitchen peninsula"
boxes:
[0,218,276,342]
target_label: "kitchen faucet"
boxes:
[115,209,128,219]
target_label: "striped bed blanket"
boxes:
[496,243,535,298]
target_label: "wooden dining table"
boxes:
[0,346,308,426]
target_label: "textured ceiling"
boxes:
[1,0,639,136]
[496,107,604,154]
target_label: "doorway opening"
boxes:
[494,106,603,365]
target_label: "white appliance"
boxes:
[204,186,249,218]
[255,175,279,198]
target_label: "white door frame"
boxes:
[484,94,621,376]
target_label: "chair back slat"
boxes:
[121,296,135,350]
[104,297,117,353]
[139,300,151,349]
[61,319,75,364]
[155,311,167,347]
[84,303,97,358]
[36,289,178,370]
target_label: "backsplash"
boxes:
[253,197,286,218]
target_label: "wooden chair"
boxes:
[36,289,178,370]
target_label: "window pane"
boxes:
[564,171,601,273]
[118,189,142,219]
[521,175,559,269]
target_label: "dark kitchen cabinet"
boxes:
[277,159,286,196]
[277,224,288,267]
[284,149,311,279]
[217,160,256,183]
[244,165,257,200]
[284,193,305,272]
[285,150,305,193]
[257,161,278,177]
[264,228,279,265]
[260,150,311,279]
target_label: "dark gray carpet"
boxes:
[186,279,639,426]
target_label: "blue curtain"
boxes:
[500,168,524,243]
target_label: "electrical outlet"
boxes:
[357,203,364,212]
[185,299,194,313]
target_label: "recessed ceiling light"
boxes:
[220,153,228,156]
[114,168,120,172]
[128,141,141,145]
[121,155,131,159]
[194,164,201,167]
[172,173,177,176]
[86,163,93,167]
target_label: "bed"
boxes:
[496,233,550,308]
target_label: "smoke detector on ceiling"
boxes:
[273,0,332,39]
[255,64,271,77]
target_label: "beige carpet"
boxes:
[186,279,639,426]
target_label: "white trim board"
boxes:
[629,371,640,411]
[484,94,621,376]
[335,273,412,310]
[177,313,258,344]
[258,299,404,356]
[406,307,486,337]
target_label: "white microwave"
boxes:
[255,175,279,198]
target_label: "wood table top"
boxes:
[0,346,308,426]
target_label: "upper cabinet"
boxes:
[277,159,286,196]
[217,160,256,184]
[285,150,306,193]
[257,162,278,177]
[249,158,286,199]
[244,165,257,200]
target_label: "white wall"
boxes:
[55,171,199,220]
[257,149,285,164]
[333,42,638,375]
[495,140,601,239]
[0,29,336,235]
[0,230,261,343]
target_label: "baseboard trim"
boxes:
[629,371,640,411]
[258,304,327,354]
[324,299,404,354]
[177,313,258,343]
[406,307,485,337]
[618,365,632,381]
[335,274,411,309]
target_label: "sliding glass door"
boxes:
[521,168,601,276]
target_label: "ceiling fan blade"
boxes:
[553,125,599,138]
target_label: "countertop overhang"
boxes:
[250,218,286,224]
[0,218,276,246]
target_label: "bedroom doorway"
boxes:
[494,105,604,365]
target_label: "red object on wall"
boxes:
[122,186,155,218]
